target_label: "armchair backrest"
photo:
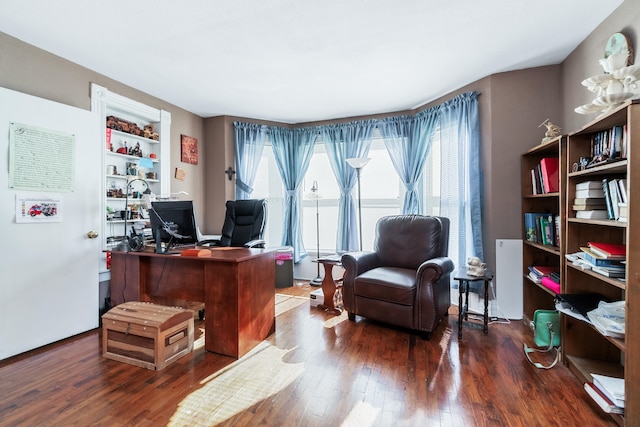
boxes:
[219,199,267,247]
[374,215,449,269]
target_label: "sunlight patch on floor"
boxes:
[169,342,304,426]
[340,400,380,427]
[275,294,309,316]
[323,311,348,328]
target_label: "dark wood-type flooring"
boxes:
[0,283,617,426]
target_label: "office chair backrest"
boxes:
[219,199,267,247]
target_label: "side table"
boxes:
[453,268,494,338]
[313,255,343,315]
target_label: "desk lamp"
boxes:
[346,157,370,250]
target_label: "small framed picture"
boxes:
[181,134,198,165]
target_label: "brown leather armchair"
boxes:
[341,215,454,340]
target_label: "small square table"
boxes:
[453,268,494,338]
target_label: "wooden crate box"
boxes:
[102,301,194,370]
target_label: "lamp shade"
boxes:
[346,157,371,169]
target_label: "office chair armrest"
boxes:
[244,239,265,248]
[197,238,222,246]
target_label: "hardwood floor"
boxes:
[0,283,616,426]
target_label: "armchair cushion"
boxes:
[355,267,416,306]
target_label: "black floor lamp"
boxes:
[308,180,323,286]
[346,157,370,251]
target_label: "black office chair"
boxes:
[199,199,267,248]
[197,199,267,320]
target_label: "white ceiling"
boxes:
[0,0,624,123]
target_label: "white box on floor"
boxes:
[310,288,323,308]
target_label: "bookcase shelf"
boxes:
[521,135,565,321]
[560,99,640,424]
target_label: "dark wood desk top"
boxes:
[113,247,275,262]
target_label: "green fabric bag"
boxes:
[523,309,561,369]
[533,309,561,347]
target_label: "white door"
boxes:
[0,87,101,360]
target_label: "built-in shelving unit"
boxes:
[91,83,171,277]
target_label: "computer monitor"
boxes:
[149,200,199,253]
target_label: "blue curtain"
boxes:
[233,122,267,200]
[321,119,377,252]
[378,107,440,214]
[439,91,483,267]
[269,126,318,262]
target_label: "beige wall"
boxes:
[562,0,640,134]
[1,0,636,271]
[0,32,207,224]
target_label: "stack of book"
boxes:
[573,181,607,219]
[578,242,626,279]
[528,265,559,293]
[584,373,624,414]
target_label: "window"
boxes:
[252,128,441,255]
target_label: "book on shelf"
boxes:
[576,180,602,191]
[539,157,559,193]
[617,178,628,203]
[573,197,606,206]
[587,241,626,259]
[601,179,615,219]
[584,382,624,414]
[591,374,625,408]
[528,271,542,284]
[575,210,608,220]
[572,204,606,211]
[524,213,546,243]
[575,188,605,199]
[540,276,560,293]
[608,179,622,219]
[528,265,555,277]
[530,169,539,195]
[579,247,625,267]
[618,202,628,222]
[591,266,626,278]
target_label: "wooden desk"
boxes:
[109,248,275,359]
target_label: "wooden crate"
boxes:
[102,301,194,370]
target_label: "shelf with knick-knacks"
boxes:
[91,83,171,276]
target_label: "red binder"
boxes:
[540,157,559,193]
[587,242,626,258]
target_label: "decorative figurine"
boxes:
[539,119,561,144]
[129,141,143,157]
[467,256,486,277]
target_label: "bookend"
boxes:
[523,309,561,369]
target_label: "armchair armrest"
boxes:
[417,256,455,279]
[341,251,379,276]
